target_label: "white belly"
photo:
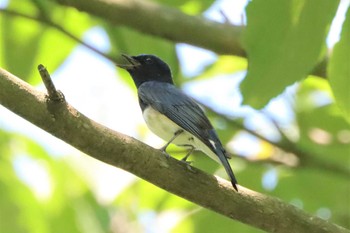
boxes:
[142,107,221,164]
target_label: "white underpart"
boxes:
[143,106,221,164]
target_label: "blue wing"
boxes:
[138,81,238,190]
[138,81,213,148]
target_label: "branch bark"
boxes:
[56,0,244,56]
[53,0,327,78]
[0,68,348,233]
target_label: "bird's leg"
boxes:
[160,129,184,158]
[181,145,195,164]
[179,145,195,171]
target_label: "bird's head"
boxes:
[117,54,173,87]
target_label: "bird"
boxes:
[116,54,238,191]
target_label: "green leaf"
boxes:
[328,8,350,123]
[1,12,44,82]
[241,0,339,108]
[0,0,94,83]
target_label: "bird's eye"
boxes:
[145,58,153,64]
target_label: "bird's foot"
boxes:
[159,129,184,159]
[180,158,193,171]
[160,148,171,159]
[180,157,192,165]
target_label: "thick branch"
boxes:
[52,0,327,78]
[55,0,245,56]
[0,69,348,233]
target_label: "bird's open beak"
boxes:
[116,54,141,70]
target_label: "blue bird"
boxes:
[117,54,238,191]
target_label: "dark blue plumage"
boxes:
[117,54,238,191]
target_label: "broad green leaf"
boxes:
[1,0,94,83]
[328,8,350,123]
[30,8,94,84]
[1,13,44,81]
[1,0,44,81]
[32,3,94,83]
[241,0,339,108]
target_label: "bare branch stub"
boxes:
[38,64,65,102]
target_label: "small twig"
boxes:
[240,13,245,26]
[38,64,64,102]
[0,8,119,64]
[219,8,232,24]
[199,100,350,178]
[262,110,290,143]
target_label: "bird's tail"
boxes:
[216,147,238,191]
[209,131,238,191]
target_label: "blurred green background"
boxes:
[0,0,349,232]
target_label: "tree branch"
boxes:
[0,68,348,233]
[0,2,328,79]
[55,0,245,56]
[0,7,346,178]
[52,0,327,78]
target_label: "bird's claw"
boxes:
[180,158,192,165]
[180,159,193,171]
[160,149,171,159]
